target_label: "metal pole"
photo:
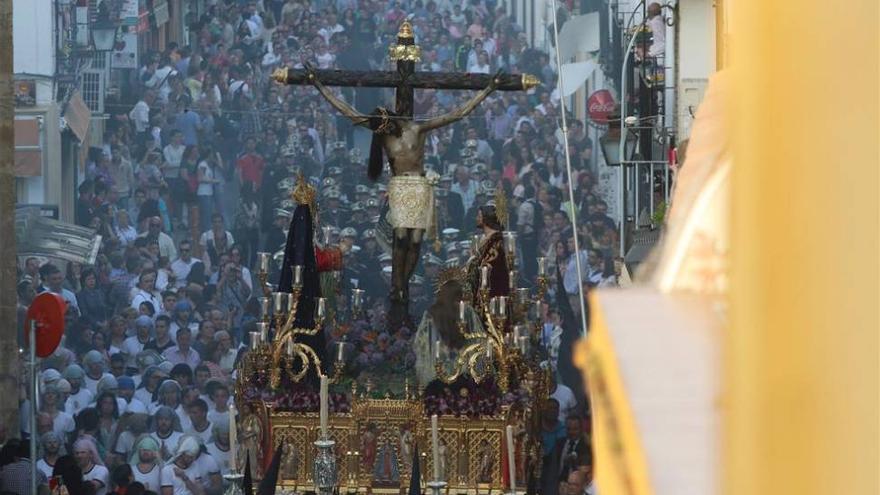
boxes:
[30,320,37,495]
[665,153,670,203]
[619,30,640,258]
[549,0,588,337]
[634,164,640,227]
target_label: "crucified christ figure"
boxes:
[305,64,499,320]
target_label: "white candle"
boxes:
[319,375,329,439]
[229,403,238,471]
[352,289,364,310]
[336,341,345,362]
[259,252,270,273]
[537,257,547,277]
[258,322,269,343]
[435,339,441,360]
[293,265,303,288]
[509,270,517,291]
[250,332,261,350]
[506,425,516,492]
[317,297,327,318]
[485,338,492,358]
[458,301,467,322]
[259,297,270,318]
[480,266,490,289]
[498,296,508,317]
[431,415,440,481]
[273,292,286,313]
[286,338,295,356]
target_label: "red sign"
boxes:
[24,293,67,358]
[587,90,615,126]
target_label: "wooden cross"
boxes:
[271,20,539,118]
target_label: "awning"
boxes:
[65,91,91,142]
[14,118,42,177]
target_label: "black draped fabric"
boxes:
[277,204,326,377]
[257,445,284,495]
[554,265,586,409]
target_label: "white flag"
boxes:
[558,13,600,61]
[559,60,597,97]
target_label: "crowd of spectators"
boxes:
[3,0,617,492]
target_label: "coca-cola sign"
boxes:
[587,90,615,126]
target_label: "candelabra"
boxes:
[434,232,547,393]
[271,283,329,386]
[241,262,355,389]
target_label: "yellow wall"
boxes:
[727,1,879,495]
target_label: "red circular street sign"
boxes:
[587,89,616,126]
[24,292,67,358]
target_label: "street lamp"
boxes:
[90,19,119,53]
[600,114,638,166]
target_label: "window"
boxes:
[80,69,104,114]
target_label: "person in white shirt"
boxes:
[151,406,185,462]
[74,435,111,495]
[318,12,345,44]
[647,2,666,57]
[450,166,477,210]
[205,420,232,475]
[169,301,199,343]
[41,385,76,439]
[206,382,231,427]
[563,240,589,296]
[550,376,578,424]
[191,438,223,493]
[467,50,492,74]
[160,436,205,495]
[184,399,214,446]
[131,268,164,312]
[163,130,186,183]
[36,431,63,479]
[83,350,113,396]
[213,330,237,375]
[123,316,154,367]
[138,217,179,261]
[143,60,176,103]
[135,366,164,409]
[63,364,95,415]
[130,435,164,492]
[129,90,155,134]
[117,376,148,414]
[170,240,199,288]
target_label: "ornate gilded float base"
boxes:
[267,397,514,494]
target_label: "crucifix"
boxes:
[272,20,538,322]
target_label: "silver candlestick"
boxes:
[223,473,244,495]
[427,480,447,495]
[313,439,338,495]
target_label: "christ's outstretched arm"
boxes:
[418,73,500,132]
[308,67,370,127]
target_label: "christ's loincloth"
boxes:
[387,175,435,231]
